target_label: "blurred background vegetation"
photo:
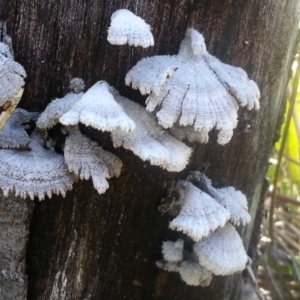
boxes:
[258,41,300,300]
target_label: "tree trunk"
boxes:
[0,1,299,299]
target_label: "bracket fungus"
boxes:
[109,88,192,172]
[157,238,213,286]
[60,81,136,133]
[178,260,212,287]
[161,239,184,263]
[193,223,249,276]
[0,40,26,130]
[37,78,84,130]
[107,9,154,48]
[166,181,230,241]
[64,126,122,195]
[0,108,38,149]
[126,28,260,144]
[187,171,251,226]
[0,131,74,200]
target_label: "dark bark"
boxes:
[0,0,299,299]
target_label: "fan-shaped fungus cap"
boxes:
[0,131,74,200]
[216,187,251,226]
[125,56,178,97]
[178,260,212,287]
[162,239,184,263]
[37,92,83,129]
[110,88,191,172]
[107,9,154,48]
[126,28,260,145]
[193,223,248,275]
[0,108,38,149]
[169,181,230,241]
[60,81,135,133]
[64,126,122,195]
[203,53,260,110]
[0,42,26,130]
[186,171,251,226]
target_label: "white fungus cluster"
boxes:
[126,28,260,145]
[38,80,191,174]
[157,172,251,286]
[0,40,26,130]
[12,78,191,200]
[107,9,154,48]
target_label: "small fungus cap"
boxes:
[64,126,122,195]
[108,9,154,48]
[60,81,136,133]
[193,223,248,275]
[0,108,38,149]
[178,260,212,286]
[37,92,83,129]
[0,42,26,106]
[169,181,230,241]
[161,239,184,263]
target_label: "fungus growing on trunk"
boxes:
[0,40,26,130]
[64,126,122,195]
[37,78,84,129]
[167,181,230,241]
[0,131,74,200]
[126,28,260,144]
[0,108,38,149]
[193,223,249,275]
[107,9,154,48]
[157,238,213,286]
[60,81,135,133]
[109,88,191,172]
[161,239,184,263]
[186,171,251,226]
[157,172,252,286]
[178,260,212,287]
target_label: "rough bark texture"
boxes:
[0,194,34,300]
[0,0,299,299]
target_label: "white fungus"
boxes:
[186,171,251,226]
[216,187,251,226]
[60,81,136,133]
[109,87,192,172]
[168,181,230,241]
[157,239,213,286]
[0,131,74,200]
[37,92,83,129]
[0,41,26,130]
[126,28,260,145]
[178,260,212,287]
[0,108,38,149]
[64,126,122,195]
[193,223,249,275]
[161,239,184,263]
[107,9,154,48]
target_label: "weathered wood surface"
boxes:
[0,0,299,299]
[0,194,34,300]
